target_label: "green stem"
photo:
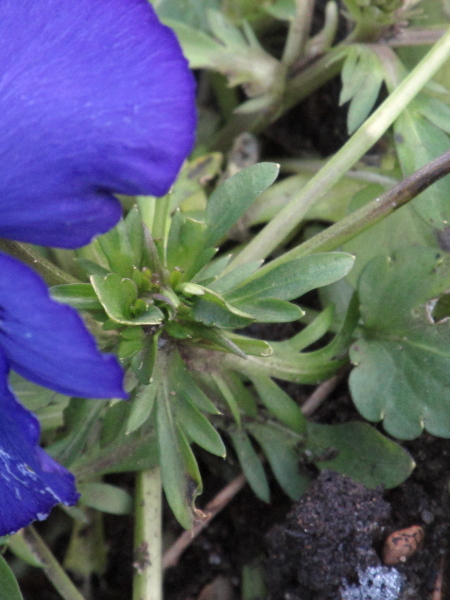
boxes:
[133,468,162,600]
[23,526,86,600]
[253,148,450,274]
[228,26,450,269]
[282,0,314,66]
[0,240,78,285]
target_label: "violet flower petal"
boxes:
[0,253,125,398]
[0,0,196,248]
[0,353,78,536]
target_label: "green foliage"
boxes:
[350,247,450,439]
[306,422,415,488]
[78,483,133,515]
[0,555,24,600]
[339,45,385,133]
[50,159,361,525]
[19,10,450,598]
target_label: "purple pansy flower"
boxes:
[0,254,126,399]
[0,0,196,248]
[0,355,78,533]
[0,0,196,535]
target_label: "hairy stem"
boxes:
[133,468,162,600]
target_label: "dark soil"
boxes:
[265,470,391,599]
[163,397,450,600]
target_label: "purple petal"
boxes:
[0,253,126,398]
[0,0,196,248]
[0,354,78,536]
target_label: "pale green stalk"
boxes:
[133,468,162,600]
[282,0,315,66]
[23,526,86,600]
[228,26,450,270]
[270,148,450,267]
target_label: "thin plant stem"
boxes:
[282,0,315,66]
[133,468,162,600]
[301,366,349,416]
[23,526,86,600]
[162,473,247,570]
[228,26,450,270]
[255,147,450,275]
[0,240,78,286]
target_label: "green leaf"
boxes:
[50,283,103,310]
[234,298,304,322]
[417,95,450,134]
[228,428,270,502]
[192,289,255,328]
[394,105,450,229]
[250,375,306,434]
[176,398,226,457]
[225,253,354,302]
[73,433,157,477]
[176,426,203,498]
[211,372,242,426]
[350,247,450,438]
[126,381,158,435]
[166,213,211,280]
[205,163,280,247]
[125,206,145,267]
[76,258,111,278]
[340,46,384,133]
[233,296,358,385]
[91,273,164,325]
[168,153,223,212]
[50,399,104,467]
[209,261,263,294]
[8,371,67,414]
[0,555,23,600]
[263,0,296,20]
[157,376,194,529]
[281,305,335,352]
[97,219,135,277]
[79,482,132,515]
[224,372,258,417]
[162,20,223,66]
[171,352,221,414]
[155,0,221,32]
[193,253,232,285]
[307,422,415,488]
[187,323,249,358]
[247,422,310,499]
[226,333,273,357]
[130,332,159,385]
[343,183,434,287]
[207,8,248,46]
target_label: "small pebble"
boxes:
[382,525,424,566]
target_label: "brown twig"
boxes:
[301,365,349,417]
[163,473,247,569]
